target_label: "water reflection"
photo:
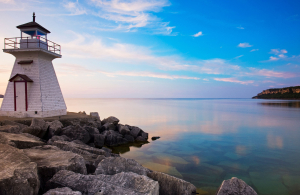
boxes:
[259,101,300,108]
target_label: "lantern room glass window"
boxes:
[21,30,47,39]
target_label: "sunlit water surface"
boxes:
[2,98,300,195]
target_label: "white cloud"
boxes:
[237,26,244,30]
[88,0,174,34]
[234,55,243,59]
[193,31,203,37]
[267,49,288,61]
[63,1,87,15]
[247,68,296,78]
[238,42,253,48]
[214,78,254,85]
[0,0,14,4]
[250,49,259,52]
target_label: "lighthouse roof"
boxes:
[17,21,50,34]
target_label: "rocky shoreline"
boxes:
[0,112,258,195]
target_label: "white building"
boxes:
[0,13,67,118]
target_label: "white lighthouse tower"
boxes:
[0,13,67,118]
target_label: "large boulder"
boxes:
[45,120,63,140]
[124,134,135,142]
[0,144,40,195]
[47,135,71,145]
[118,124,130,135]
[46,170,159,195]
[102,116,119,125]
[102,123,116,131]
[0,132,45,149]
[103,130,128,147]
[0,125,23,134]
[60,125,91,144]
[43,187,82,195]
[147,171,197,195]
[136,136,147,142]
[94,134,105,148]
[23,118,49,139]
[23,145,87,192]
[128,126,142,138]
[83,126,100,142]
[216,177,257,195]
[95,157,150,176]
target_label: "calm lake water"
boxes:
[1,98,300,195]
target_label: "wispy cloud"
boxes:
[0,0,14,4]
[248,68,296,78]
[192,31,203,37]
[250,49,259,52]
[63,0,87,15]
[238,42,252,48]
[85,0,174,34]
[98,70,200,80]
[237,26,244,30]
[214,78,254,85]
[234,55,244,59]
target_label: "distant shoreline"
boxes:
[252,86,300,100]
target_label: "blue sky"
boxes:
[0,0,299,98]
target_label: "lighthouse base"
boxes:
[0,109,67,118]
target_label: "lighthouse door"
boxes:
[15,82,26,111]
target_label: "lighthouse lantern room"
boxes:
[0,13,67,118]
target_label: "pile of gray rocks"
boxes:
[0,113,257,195]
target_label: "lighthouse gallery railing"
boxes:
[4,36,61,55]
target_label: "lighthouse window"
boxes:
[22,30,36,36]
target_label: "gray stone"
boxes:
[46,170,159,195]
[0,125,22,134]
[102,116,119,125]
[90,112,100,121]
[84,126,100,141]
[0,144,40,195]
[23,145,87,191]
[94,134,105,148]
[95,157,150,176]
[102,123,116,131]
[129,126,141,138]
[104,130,128,147]
[147,171,197,195]
[46,120,63,139]
[23,118,49,139]
[47,135,71,145]
[136,136,147,142]
[0,132,45,149]
[118,124,130,135]
[124,134,135,142]
[141,131,148,140]
[43,187,82,195]
[61,125,91,144]
[216,177,257,195]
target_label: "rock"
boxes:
[118,124,130,135]
[0,132,45,149]
[95,157,150,176]
[1,120,29,130]
[141,131,148,140]
[43,187,82,195]
[94,134,105,148]
[84,126,100,142]
[129,126,141,138]
[23,118,49,139]
[0,125,22,134]
[102,116,119,125]
[50,140,109,157]
[104,130,128,147]
[46,170,159,195]
[61,125,91,144]
[45,120,63,140]
[216,177,257,195]
[151,136,160,141]
[90,112,100,121]
[102,123,116,131]
[84,155,106,174]
[124,134,135,142]
[147,171,196,195]
[47,135,71,145]
[136,136,147,142]
[23,145,87,191]
[0,144,40,195]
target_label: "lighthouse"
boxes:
[0,13,67,118]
